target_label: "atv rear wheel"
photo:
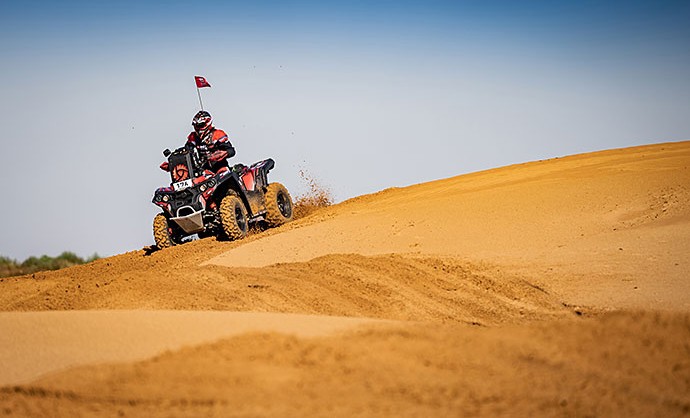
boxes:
[265,182,293,227]
[220,194,248,240]
[153,213,175,249]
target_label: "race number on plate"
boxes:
[173,179,193,191]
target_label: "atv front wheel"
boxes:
[265,182,294,227]
[220,194,248,240]
[153,213,175,249]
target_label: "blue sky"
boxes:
[1,1,689,260]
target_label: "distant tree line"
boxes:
[0,252,99,278]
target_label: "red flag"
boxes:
[194,76,211,88]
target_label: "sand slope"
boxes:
[6,312,688,417]
[207,141,690,309]
[1,141,689,417]
[0,311,386,386]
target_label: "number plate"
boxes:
[173,179,193,191]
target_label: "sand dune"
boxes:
[0,311,386,386]
[207,142,690,309]
[1,141,689,417]
[8,311,688,417]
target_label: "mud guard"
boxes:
[213,158,275,219]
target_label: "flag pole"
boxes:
[197,87,204,110]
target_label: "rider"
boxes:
[160,110,236,172]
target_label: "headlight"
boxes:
[162,195,170,202]
[200,184,207,192]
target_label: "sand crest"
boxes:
[1,141,689,417]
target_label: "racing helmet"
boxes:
[192,110,212,133]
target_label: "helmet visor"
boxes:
[192,115,211,130]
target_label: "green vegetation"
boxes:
[0,252,100,278]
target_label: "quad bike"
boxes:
[152,145,293,248]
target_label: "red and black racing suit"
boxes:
[185,127,236,172]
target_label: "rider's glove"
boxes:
[160,161,169,171]
[208,150,228,162]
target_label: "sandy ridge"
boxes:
[0,141,689,417]
[0,310,385,386]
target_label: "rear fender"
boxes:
[212,171,257,217]
[244,158,274,191]
[212,159,275,218]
